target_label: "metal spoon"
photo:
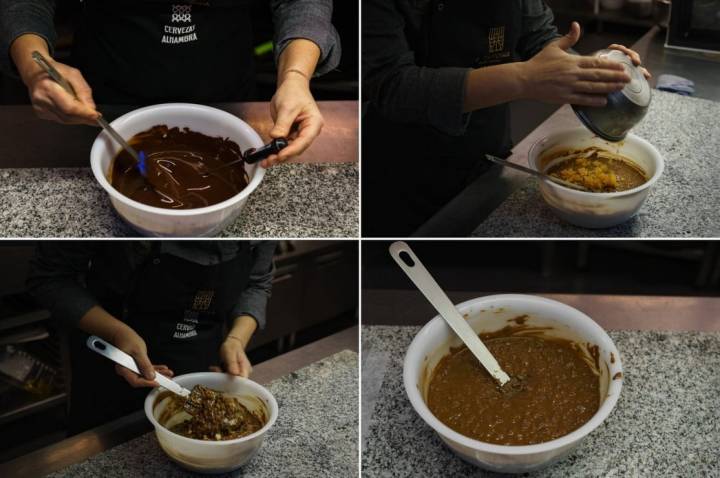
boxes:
[86,335,214,415]
[31,51,148,176]
[388,242,511,386]
[485,154,591,192]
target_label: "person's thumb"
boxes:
[556,21,581,51]
[133,352,156,381]
[269,108,295,139]
[226,358,241,376]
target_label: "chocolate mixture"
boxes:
[159,385,265,441]
[544,147,647,192]
[427,324,600,446]
[110,125,249,209]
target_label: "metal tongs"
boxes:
[86,335,217,415]
[31,51,148,176]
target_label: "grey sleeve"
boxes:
[231,241,277,330]
[270,0,341,77]
[0,0,57,75]
[363,0,471,136]
[26,242,99,329]
[516,0,562,60]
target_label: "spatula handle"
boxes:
[388,242,511,385]
[86,336,190,397]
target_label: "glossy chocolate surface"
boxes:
[110,125,249,209]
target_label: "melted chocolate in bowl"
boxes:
[110,125,249,209]
[427,324,600,446]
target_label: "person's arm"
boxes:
[77,306,172,387]
[264,0,340,167]
[218,241,277,377]
[1,1,97,124]
[0,0,56,75]
[364,2,630,135]
[270,0,340,77]
[363,0,472,136]
[464,22,630,112]
[516,0,562,60]
[27,243,170,387]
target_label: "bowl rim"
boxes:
[403,293,623,456]
[527,126,664,198]
[90,103,266,216]
[144,372,279,446]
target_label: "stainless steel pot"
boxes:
[572,49,652,142]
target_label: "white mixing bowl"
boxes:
[403,294,623,474]
[528,127,664,228]
[144,372,278,474]
[90,103,265,237]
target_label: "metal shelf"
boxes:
[0,392,66,426]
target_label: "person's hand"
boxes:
[24,59,98,125]
[217,335,253,377]
[607,43,652,79]
[110,324,173,388]
[10,34,97,125]
[265,72,324,168]
[521,22,631,107]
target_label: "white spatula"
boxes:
[86,335,191,397]
[388,242,511,386]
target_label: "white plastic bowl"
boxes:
[144,372,278,474]
[528,127,664,228]
[90,103,265,237]
[403,294,623,474]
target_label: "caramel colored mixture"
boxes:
[427,332,599,446]
[545,147,647,192]
[161,386,265,441]
[110,125,249,209]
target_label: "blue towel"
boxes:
[656,74,695,96]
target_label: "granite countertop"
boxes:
[0,163,358,238]
[49,350,357,478]
[362,326,720,477]
[473,90,720,237]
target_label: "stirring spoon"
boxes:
[388,242,511,386]
[86,335,215,415]
[31,51,148,176]
[485,154,591,192]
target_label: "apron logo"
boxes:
[163,5,198,44]
[171,5,193,23]
[488,26,505,53]
[173,310,199,339]
[192,290,215,311]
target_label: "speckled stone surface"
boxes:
[474,91,720,237]
[50,350,358,478]
[362,326,720,477]
[0,163,358,238]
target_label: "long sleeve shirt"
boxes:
[26,240,276,330]
[362,0,560,136]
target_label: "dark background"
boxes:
[363,240,720,296]
[0,240,358,463]
[0,0,358,105]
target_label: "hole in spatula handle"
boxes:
[399,251,415,267]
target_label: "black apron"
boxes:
[71,0,256,104]
[363,1,521,236]
[67,244,253,433]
